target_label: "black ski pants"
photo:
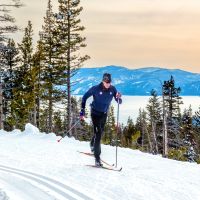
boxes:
[90,112,107,161]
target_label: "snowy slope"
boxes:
[0,124,200,200]
[71,66,200,96]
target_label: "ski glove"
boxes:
[116,92,122,99]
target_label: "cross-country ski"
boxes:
[86,164,122,172]
[78,151,115,167]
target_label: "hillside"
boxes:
[0,124,200,200]
[71,66,200,95]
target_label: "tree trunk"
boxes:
[36,96,40,129]
[48,91,53,133]
[0,82,4,129]
[67,2,72,135]
[145,124,152,153]
[152,121,158,154]
[162,91,168,157]
[33,104,37,126]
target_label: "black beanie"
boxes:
[102,73,111,83]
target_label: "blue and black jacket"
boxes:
[81,82,122,115]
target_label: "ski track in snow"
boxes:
[0,165,92,200]
[0,189,8,200]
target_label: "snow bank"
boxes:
[0,124,200,200]
[23,123,40,135]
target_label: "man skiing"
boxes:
[80,73,122,167]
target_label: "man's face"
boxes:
[103,81,111,89]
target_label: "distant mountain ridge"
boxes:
[71,66,200,96]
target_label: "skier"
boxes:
[80,73,122,167]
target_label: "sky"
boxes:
[10,0,200,73]
[0,123,200,199]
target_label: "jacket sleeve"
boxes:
[81,86,94,109]
[113,86,122,104]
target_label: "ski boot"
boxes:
[95,158,103,167]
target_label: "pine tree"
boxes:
[163,76,182,119]
[71,96,80,138]
[53,111,64,134]
[0,0,22,43]
[39,0,65,133]
[103,106,116,145]
[75,97,92,141]
[11,21,34,129]
[122,117,135,147]
[162,76,183,148]
[32,40,45,128]
[0,0,22,129]
[181,106,197,162]
[1,39,19,130]
[193,106,200,159]
[135,109,151,152]
[194,106,200,128]
[39,108,49,132]
[146,89,162,154]
[55,0,90,134]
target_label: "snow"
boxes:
[73,88,82,95]
[0,123,200,200]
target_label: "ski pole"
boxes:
[57,119,80,142]
[115,97,120,168]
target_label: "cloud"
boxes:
[10,0,200,73]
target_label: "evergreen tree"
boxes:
[1,39,19,130]
[0,0,22,43]
[162,76,183,148]
[163,76,182,119]
[146,89,162,154]
[53,111,64,134]
[39,0,65,133]
[135,109,151,152]
[193,106,200,159]
[55,0,90,133]
[75,97,92,141]
[181,107,197,162]
[103,106,116,145]
[39,108,49,132]
[32,40,46,128]
[11,21,34,129]
[194,106,200,128]
[71,96,80,138]
[0,0,22,129]
[122,117,135,147]
[135,108,143,146]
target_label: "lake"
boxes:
[77,96,200,124]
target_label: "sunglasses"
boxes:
[103,81,111,84]
[103,77,111,83]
